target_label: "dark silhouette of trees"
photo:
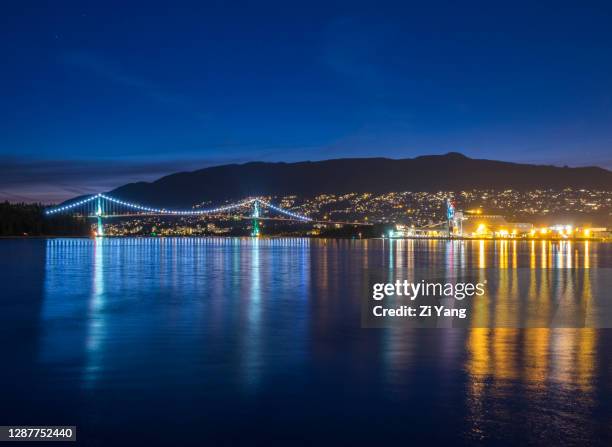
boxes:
[0,202,89,236]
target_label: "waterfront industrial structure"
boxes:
[388,200,607,240]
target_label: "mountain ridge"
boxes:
[103,153,612,207]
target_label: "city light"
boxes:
[42,190,610,240]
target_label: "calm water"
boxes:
[1,238,612,446]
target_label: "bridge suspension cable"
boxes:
[44,195,99,215]
[45,194,313,222]
[256,199,311,222]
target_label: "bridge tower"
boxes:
[95,195,104,237]
[446,197,455,237]
[251,200,260,237]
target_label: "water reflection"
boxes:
[466,328,597,386]
[375,239,609,328]
[17,238,612,443]
[465,329,598,444]
[241,237,262,389]
[84,237,106,387]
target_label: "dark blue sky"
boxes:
[2,1,612,201]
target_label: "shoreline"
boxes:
[0,235,609,242]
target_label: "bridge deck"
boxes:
[84,214,373,226]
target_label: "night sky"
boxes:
[2,1,612,202]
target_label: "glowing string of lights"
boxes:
[44,195,99,215]
[257,199,312,221]
[45,194,312,221]
[97,194,254,215]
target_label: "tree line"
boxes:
[0,202,90,236]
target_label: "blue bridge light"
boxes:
[45,194,313,222]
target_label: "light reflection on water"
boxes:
[1,238,612,444]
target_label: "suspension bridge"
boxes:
[45,193,372,236]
